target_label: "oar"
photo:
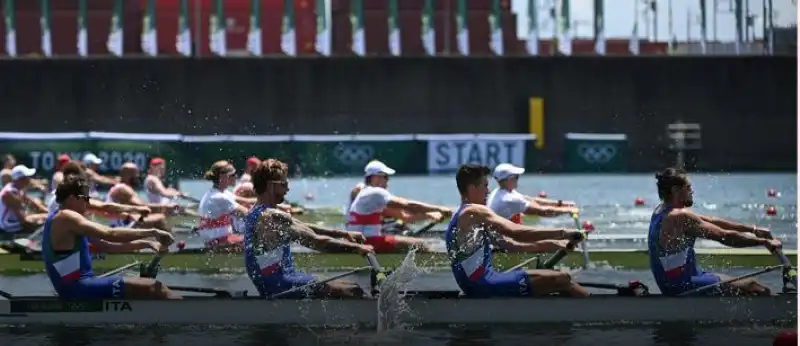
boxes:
[267,266,374,300]
[772,248,797,289]
[0,288,14,299]
[402,219,440,237]
[140,253,164,279]
[167,285,247,298]
[576,280,651,296]
[677,264,785,297]
[179,194,201,204]
[541,228,595,269]
[572,213,590,269]
[366,253,389,296]
[99,261,141,278]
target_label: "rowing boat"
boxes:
[1,248,795,275]
[0,293,794,325]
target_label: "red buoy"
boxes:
[768,189,779,197]
[773,329,797,346]
[634,197,645,206]
[538,191,548,198]
[766,205,778,216]
[581,220,595,231]
[176,240,186,251]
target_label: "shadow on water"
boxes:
[0,321,794,346]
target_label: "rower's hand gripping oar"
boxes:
[366,253,389,297]
[540,228,595,269]
[572,213,591,270]
[772,248,797,291]
[402,219,440,237]
[266,266,374,300]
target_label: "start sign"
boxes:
[426,137,528,173]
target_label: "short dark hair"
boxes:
[655,168,687,200]
[252,158,289,195]
[61,161,85,176]
[55,173,89,204]
[456,164,490,195]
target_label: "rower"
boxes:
[106,162,178,231]
[81,153,119,198]
[446,164,590,297]
[232,157,259,197]
[50,154,72,190]
[144,157,189,205]
[0,165,50,234]
[48,161,151,218]
[44,173,180,299]
[197,160,257,250]
[488,163,579,223]
[648,167,780,296]
[244,158,373,298]
[346,160,451,253]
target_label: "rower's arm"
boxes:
[88,199,150,219]
[23,194,48,213]
[697,214,758,234]
[87,170,118,186]
[262,211,363,253]
[234,195,256,206]
[494,236,568,253]
[61,210,156,242]
[52,172,64,188]
[680,211,769,248]
[465,205,571,243]
[523,201,575,217]
[387,196,449,215]
[1,193,26,221]
[91,239,152,253]
[294,217,350,238]
[120,187,175,213]
[526,196,576,207]
[147,178,181,198]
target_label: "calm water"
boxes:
[2,173,797,345]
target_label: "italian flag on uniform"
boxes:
[387,0,400,56]
[107,0,124,56]
[420,0,435,56]
[455,0,468,55]
[209,0,226,56]
[315,0,330,56]
[488,0,503,55]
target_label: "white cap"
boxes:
[492,163,525,181]
[10,165,36,181]
[364,160,396,177]
[82,153,103,165]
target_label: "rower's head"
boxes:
[364,160,395,188]
[81,153,102,171]
[204,160,237,190]
[148,157,166,177]
[56,173,91,214]
[252,158,290,204]
[120,162,140,186]
[245,157,261,173]
[656,168,693,208]
[456,164,491,205]
[61,161,85,176]
[2,154,16,169]
[56,154,71,171]
[492,163,525,190]
[10,164,36,188]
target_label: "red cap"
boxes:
[58,154,70,163]
[150,157,165,165]
[247,157,261,165]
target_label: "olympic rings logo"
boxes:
[578,144,617,164]
[332,144,374,166]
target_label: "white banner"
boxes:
[426,137,528,173]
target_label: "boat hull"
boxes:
[1,248,795,275]
[0,294,795,326]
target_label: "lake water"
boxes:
[1,173,796,345]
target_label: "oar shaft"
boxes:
[573,213,590,270]
[268,266,372,299]
[677,265,783,296]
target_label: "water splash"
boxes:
[376,249,423,332]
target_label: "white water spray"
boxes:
[376,248,424,332]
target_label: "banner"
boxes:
[423,134,536,173]
[563,133,627,172]
[291,135,423,176]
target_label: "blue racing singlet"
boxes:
[42,211,125,299]
[243,203,316,297]
[648,204,719,295]
[445,203,532,297]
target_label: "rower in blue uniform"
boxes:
[43,172,180,299]
[648,168,780,296]
[445,164,589,298]
[243,158,374,298]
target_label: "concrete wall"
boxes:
[0,56,794,171]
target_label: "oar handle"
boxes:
[541,228,593,269]
[140,254,163,279]
[365,253,388,296]
[404,220,439,237]
[125,214,145,228]
[772,248,797,289]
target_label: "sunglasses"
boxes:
[75,194,90,202]
[268,180,289,188]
